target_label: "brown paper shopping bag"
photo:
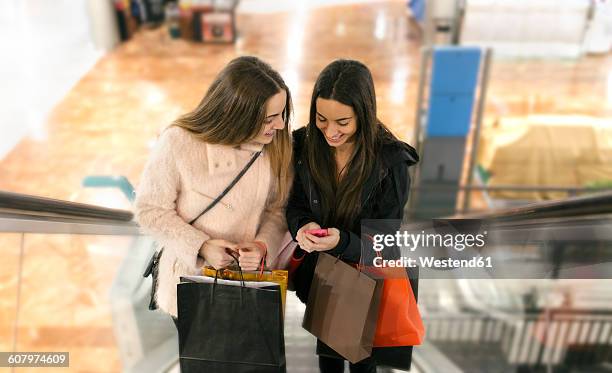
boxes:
[302,253,383,364]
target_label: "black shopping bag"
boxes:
[177,276,286,373]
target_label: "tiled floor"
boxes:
[1,0,610,206]
[284,292,319,373]
[0,233,130,372]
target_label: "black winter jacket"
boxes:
[286,126,419,303]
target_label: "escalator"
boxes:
[413,192,612,373]
[0,190,176,373]
[2,189,612,372]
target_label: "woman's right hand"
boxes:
[199,239,238,269]
[296,222,321,253]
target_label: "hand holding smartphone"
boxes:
[305,228,329,237]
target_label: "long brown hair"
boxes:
[172,56,293,204]
[305,59,397,228]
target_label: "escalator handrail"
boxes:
[0,190,133,222]
[454,190,612,222]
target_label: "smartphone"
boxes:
[305,228,329,237]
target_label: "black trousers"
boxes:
[319,355,377,373]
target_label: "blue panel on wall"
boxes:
[427,94,476,137]
[408,0,425,22]
[430,47,481,95]
[426,47,482,137]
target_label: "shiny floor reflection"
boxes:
[1,1,610,206]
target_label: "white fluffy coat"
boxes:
[134,126,287,316]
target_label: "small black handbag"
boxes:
[142,151,261,310]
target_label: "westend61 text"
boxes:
[373,256,493,269]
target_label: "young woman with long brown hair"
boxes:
[135,56,292,318]
[286,59,419,373]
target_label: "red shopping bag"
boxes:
[365,266,425,347]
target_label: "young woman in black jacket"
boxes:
[286,59,419,373]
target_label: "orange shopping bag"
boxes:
[366,266,425,347]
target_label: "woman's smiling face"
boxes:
[253,90,287,145]
[315,97,357,149]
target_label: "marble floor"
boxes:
[0,0,610,206]
[1,233,131,372]
[1,0,612,372]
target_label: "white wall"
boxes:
[461,0,591,59]
[0,0,107,158]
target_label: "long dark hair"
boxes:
[305,59,397,228]
[171,56,293,204]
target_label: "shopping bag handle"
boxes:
[356,233,382,272]
[209,250,247,305]
[333,253,365,274]
[332,235,372,274]
[224,250,246,286]
[357,234,367,273]
[253,241,268,280]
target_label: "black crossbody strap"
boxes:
[188,150,262,225]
